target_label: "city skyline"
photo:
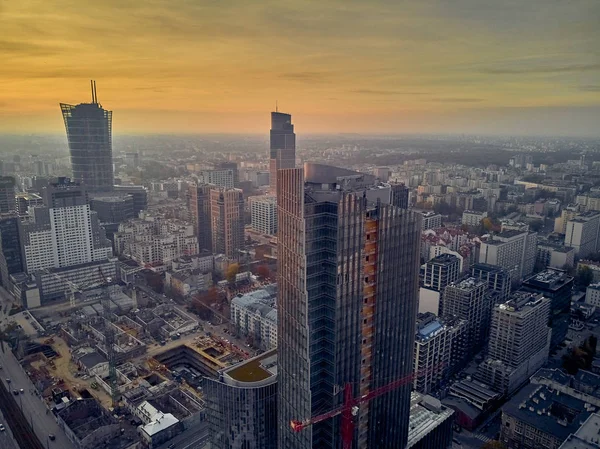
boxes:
[1,0,599,136]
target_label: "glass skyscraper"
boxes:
[277,163,422,449]
[269,111,295,193]
[60,82,113,192]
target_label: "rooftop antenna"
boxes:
[276,100,278,113]
[90,80,95,103]
[93,80,98,104]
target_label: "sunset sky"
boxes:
[1,0,599,135]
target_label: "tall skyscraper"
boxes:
[188,183,213,252]
[210,188,244,258]
[269,111,295,193]
[0,213,23,289]
[277,163,422,449]
[60,81,114,192]
[0,176,16,213]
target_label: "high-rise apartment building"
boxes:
[277,163,422,449]
[60,82,114,192]
[20,179,112,273]
[476,292,551,394]
[413,313,468,394]
[269,111,295,193]
[210,188,244,258]
[441,278,490,353]
[218,162,239,187]
[204,349,278,449]
[421,254,461,314]
[188,184,213,252]
[0,176,16,213]
[565,211,600,257]
[521,268,574,349]
[479,230,537,285]
[470,263,512,304]
[249,196,277,235]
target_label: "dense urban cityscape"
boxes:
[0,84,598,449]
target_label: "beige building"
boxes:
[210,188,244,258]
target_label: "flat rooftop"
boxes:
[224,349,277,384]
[523,268,573,291]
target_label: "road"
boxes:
[0,289,75,449]
[0,407,19,449]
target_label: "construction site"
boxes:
[10,282,251,449]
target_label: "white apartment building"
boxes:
[479,230,537,284]
[586,283,600,307]
[249,196,277,236]
[565,211,600,258]
[198,169,235,189]
[462,210,487,227]
[230,285,277,350]
[421,211,442,230]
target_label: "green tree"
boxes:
[226,263,240,283]
[576,266,594,288]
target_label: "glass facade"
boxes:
[277,166,422,449]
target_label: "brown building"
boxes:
[188,183,213,252]
[210,188,244,258]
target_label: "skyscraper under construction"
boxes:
[277,163,422,449]
[60,81,113,192]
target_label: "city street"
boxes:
[0,288,74,449]
[155,422,209,449]
[0,407,18,449]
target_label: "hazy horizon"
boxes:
[1,0,599,136]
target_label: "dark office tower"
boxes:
[188,184,213,252]
[210,187,244,258]
[277,163,422,449]
[0,213,23,288]
[113,185,148,216]
[390,182,410,209]
[269,111,295,193]
[470,263,511,305]
[0,177,16,213]
[521,268,574,349]
[60,81,114,192]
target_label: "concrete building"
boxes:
[204,349,277,449]
[578,260,600,283]
[187,183,213,252]
[500,383,593,449]
[565,211,600,257]
[269,111,296,193]
[421,254,461,315]
[210,188,244,258]
[198,169,235,189]
[277,163,422,449]
[57,399,121,449]
[470,263,512,305]
[0,213,23,290]
[479,229,537,284]
[113,185,148,216]
[373,166,391,182]
[0,176,16,213]
[15,192,43,215]
[441,278,490,353]
[421,211,442,230]
[537,241,576,269]
[60,83,114,192]
[390,182,410,209]
[249,195,277,236]
[89,194,134,225]
[406,393,454,449]
[559,413,600,449]
[521,268,574,349]
[555,206,580,235]
[231,285,277,350]
[414,313,468,394]
[462,210,487,227]
[586,283,600,307]
[476,292,551,394]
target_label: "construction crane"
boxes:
[290,363,443,449]
[42,269,101,307]
[97,267,118,408]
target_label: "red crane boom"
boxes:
[290,363,443,449]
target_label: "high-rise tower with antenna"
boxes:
[60,81,114,192]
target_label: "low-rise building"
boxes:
[230,285,277,350]
[462,210,487,227]
[407,393,454,449]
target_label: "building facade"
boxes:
[199,169,235,189]
[204,350,278,449]
[565,211,600,257]
[277,164,422,449]
[479,230,537,284]
[210,188,244,258]
[470,263,511,305]
[476,292,551,394]
[249,196,277,236]
[0,213,23,289]
[0,176,16,213]
[231,285,278,350]
[60,83,114,192]
[269,111,296,193]
[187,183,213,252]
